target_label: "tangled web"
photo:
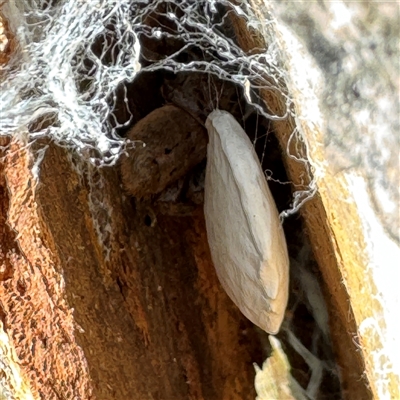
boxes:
[1,1,298,155]
[1,0,318,215]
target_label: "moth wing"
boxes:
[207,110,288,301]
[205,115,260,284]
[205,110,289,333]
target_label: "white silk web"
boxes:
[0,0,314,218]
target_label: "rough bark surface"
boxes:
[0,139,92,399]
[0,138,263,399]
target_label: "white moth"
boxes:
[204,110,289,334]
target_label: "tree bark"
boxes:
[0,138,264,399]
